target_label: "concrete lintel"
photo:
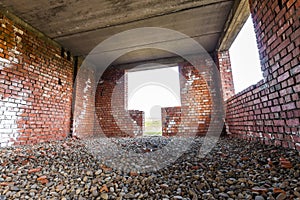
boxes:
[217,0,250,51]
[114,56,185,71]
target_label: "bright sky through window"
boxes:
[229,16,263,93]
[127,66,181,119]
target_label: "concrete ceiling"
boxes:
[0,0,248,65]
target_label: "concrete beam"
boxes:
[216,0,250,51]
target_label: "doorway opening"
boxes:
[127,65,181,136]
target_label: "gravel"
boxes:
[0,136,299,199]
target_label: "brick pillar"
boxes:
[217,50,235,101]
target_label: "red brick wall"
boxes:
[162,106,181,136]
[88,61,213,138]
[129,110,145,133]
[95,66,143,137]
[0,13,73,147]
[217,51,235,101]
[161,62,212,136]
[178,63,212,136]
[226,0,300,150]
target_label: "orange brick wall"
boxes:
[0,13,73,147]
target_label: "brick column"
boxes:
[217,50,235,101]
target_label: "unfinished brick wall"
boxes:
[89,59,213,137]
[162,106,181,136]
[226,0,300,150]
[129,110,144,132]
[0,13,73,147]
[161,62,212,137]
[95,66,143,137]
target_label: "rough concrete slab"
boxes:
[0,0,248,64]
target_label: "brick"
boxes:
[279,53,293,66]
[277,71,290,82]
[286,118,299,127]
[293,84,300,92]
[282,102,295,111]
[277,22,290,36]
[290,27,300,41]
[271,105,282,112]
